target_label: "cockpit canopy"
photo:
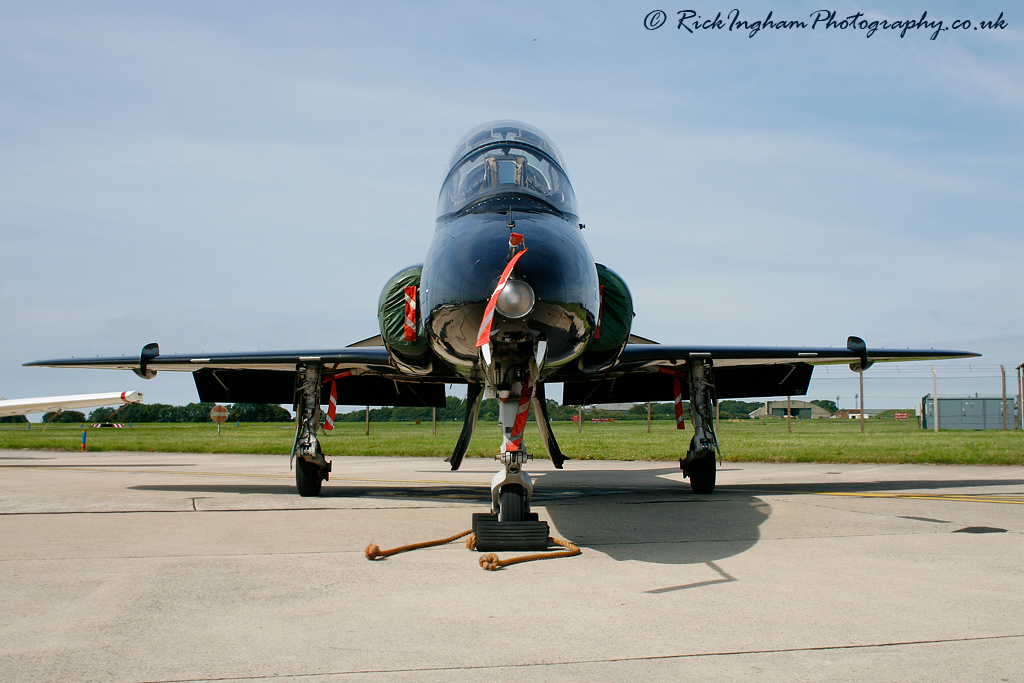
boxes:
[437,120,578,218]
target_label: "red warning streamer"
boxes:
[475,248,528,348]
[322,370,352,432]
[505,380,534,453]
[673,377,685,430]
[658,367,687,430]
[403,286,418,342]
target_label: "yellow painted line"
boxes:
[807,491,1024,505]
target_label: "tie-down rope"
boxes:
[365,529,581,571]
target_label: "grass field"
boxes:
[2,418,1023,465]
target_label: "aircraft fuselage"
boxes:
[419,124,601,382]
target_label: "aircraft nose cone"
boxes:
[495,280,536,319]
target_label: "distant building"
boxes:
[836,408,887,420]
[749,400,832,419]
[591,403,634,413]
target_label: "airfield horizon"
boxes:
[2,419,1021,467]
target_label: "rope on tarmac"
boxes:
[471,534,581,571]
[364,529,473,560]
[365,530,581,570]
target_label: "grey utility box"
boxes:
[921,396,1018,430]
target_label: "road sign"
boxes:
[210,405,229,423]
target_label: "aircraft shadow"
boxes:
[128,483,494,502]
[128,469,1021,566]
[541,490,770,566]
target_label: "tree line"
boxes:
[85,403,290,423]
[335,398,767,422]
[2,397,784,426]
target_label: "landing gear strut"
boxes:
[491,453,533,522]
[474,449,547,550]
[681,359,718,494]
[292,363,330,497]
[471,342,550,551]
[490,351,536,519]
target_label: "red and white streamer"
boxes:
[475,237,528,348]
[505,380,534,453]
[403,286,418,341]
[673,377,685,430]
[658,367,687,430]
[322,370,352,432]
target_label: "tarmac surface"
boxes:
[1,448,1023,682]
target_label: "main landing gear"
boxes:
[681,358,719,494]
[292,363,331,497]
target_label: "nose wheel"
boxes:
[473,456,549,551]
[498,483,528,521]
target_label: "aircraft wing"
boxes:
[613,343,977,369]
[559,340,979,404]
[25,344,462,407]
[26,347,399,373]
[0,391,142,418]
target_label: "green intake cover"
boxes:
[589,264,634,353]
[378,264,429,355]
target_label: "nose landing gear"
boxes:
[472,346,551,551]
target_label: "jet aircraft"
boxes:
[0,390,143,419]
[27,121,977,525]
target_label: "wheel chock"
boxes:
[472,513,549,552]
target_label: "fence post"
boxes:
[1002,365,1008,431]
[931,365,939,432]
[1018,363,1024,430]
[859,370,865,433]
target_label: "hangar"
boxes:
[749,400,832,419]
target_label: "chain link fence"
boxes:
[805,362,1022,428]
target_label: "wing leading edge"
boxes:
[559,337,978,405]
[25,346,398,374]
[25,344,462,408]
[613,341,978,370]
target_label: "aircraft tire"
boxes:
[295,456,323,497]
[498,484,528,521]
[687,455,716,495]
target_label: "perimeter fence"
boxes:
[804,362,1022,428]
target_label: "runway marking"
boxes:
[125,634,1024,681]
[740,488,1024,505]
[809,491,1024,505]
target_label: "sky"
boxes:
[1,1,1021,416]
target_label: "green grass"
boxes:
[2,418,1023,465]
